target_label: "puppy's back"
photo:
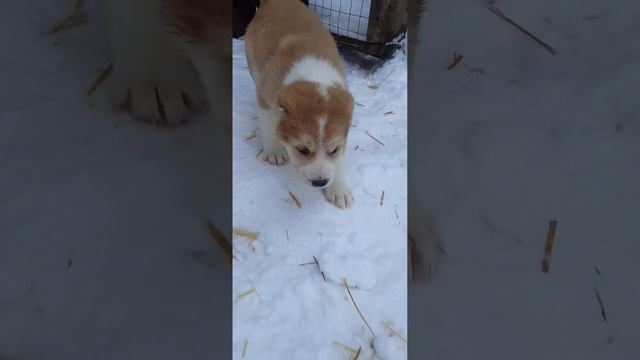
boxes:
[245,0,344,90]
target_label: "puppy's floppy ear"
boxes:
[327,86,355,122]
[277,81,319,115]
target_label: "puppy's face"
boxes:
[276,80,354,188]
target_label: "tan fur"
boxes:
[245,0,346,109]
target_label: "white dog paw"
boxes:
[109,55,206,126]
[324,182,353,209]
[408,200,445,281]
[261,146,288,165]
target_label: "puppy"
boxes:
[244,0,355,208]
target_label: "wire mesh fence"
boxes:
[308,0,372,41]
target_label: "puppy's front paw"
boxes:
[408,200,445,280]
[324,182,353,208]
[109,49,206,126]
[261,146,288,165]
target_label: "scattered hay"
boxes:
[488,2,558,55]
[332,341,360,358]
[367,84,379,90]
[245,130,256,141]
[234,289,256,303]
[241,339,249,358]
[355,102,365,107]
[380,191,385,206]
[314,256,327,282]
[364,131,385,146]
[288,191,302,208]
[595,289,607,322]
[87,63,112,96]
[381,321,407,343]
[207,222,233,260]
[541,220,557,273]
[384,111,395,116]
[233,228,259,241]
[343,278,375,337]
[446,51,464,70]
[352,347,362,360]
[51,0,87,34]
[256,149,263,157]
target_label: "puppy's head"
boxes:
[276,80,354,188]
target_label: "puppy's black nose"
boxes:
[311,179,328,187]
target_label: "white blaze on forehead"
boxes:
[318,115,327,141]
[283,56,346,96]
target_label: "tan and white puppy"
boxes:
[245,0,355,208]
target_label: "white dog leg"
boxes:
[324,157,353,208]
[408,195,444,280]
[258,107,288,165]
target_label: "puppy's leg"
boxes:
[324,157,352,208]
[408,191,444,280]
[107,0,206,126]
[258,107,288,165]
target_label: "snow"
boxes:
[410,0,640,359]
[232,38,407,359]
[0,1,231,359]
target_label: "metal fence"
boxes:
[308,0,372,41]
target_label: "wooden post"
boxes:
[367,0,407,44]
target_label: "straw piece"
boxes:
[206,222,232,260]
[541,220,557,273]
[87,64,113,96]
[343,278,375,337]
[288,191,302,208]
[233,228,259,241]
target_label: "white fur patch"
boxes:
[283,56,346,95]
[318,115,327,140]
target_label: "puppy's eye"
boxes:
[329,147,339,156]
[297,147,310,156]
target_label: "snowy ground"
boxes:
[0,1,231,359]
[410,0,640,359]
[232,40,407,359]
